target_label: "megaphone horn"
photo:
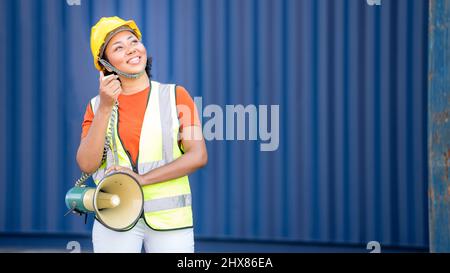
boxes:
[65,171,144,231]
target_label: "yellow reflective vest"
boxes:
[90,81,193,231]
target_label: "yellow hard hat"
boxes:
[90,16,142,71]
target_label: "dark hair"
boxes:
[145,56,152,79]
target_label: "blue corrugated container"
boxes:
[0,0,429,251]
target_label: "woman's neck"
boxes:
[118,73,150,95]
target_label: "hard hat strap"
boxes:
[99,58,146,79]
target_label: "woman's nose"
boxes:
[126,46,137,55]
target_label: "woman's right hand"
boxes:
[98,70,122,109]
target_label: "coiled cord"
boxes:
[74,101,118,187]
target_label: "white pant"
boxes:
[92,218,195,253]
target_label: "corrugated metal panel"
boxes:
[428,0,450,253]
[0,0,429,249]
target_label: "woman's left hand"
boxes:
[105,165,144,185]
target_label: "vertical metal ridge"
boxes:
[59,0,69,232]
[4,0,18,232]
[0,0,7,231]
[195,0,205,236]
[357,0,367,243]
[167,0,174,81]
[405,0,415,245]
[373,1,383,244]
[33,0,43,231]
[281,0,289,239]
[251,0,260,239]
[310,0,320,241]
[342,0,351,242]
[223,0,231,236]
[327,0,337,242]
[421,0,430,247]
[389,0,399,245]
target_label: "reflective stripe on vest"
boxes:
[144,194,192,213]
[90,81,193,230]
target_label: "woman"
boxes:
[77,16,207,253]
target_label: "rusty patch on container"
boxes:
[445,185,450,203]
[433,132,441,145]
[433,110,450,125]
[429,186,436,205]
[444,148,450,182]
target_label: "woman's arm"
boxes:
[107,125,208,185]
[141,125,208,184]
[77,71,122,173]
[76,105,112,173]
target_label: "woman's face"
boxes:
[103,30,147,74]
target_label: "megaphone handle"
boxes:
[64,201,86,217]
[64,207,74,217]
[64,201,77,216]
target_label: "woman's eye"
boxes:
[114,46,123,52]
[131,40,138,45]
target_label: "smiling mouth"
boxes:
[127,56,141,64]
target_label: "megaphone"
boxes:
[65,172,144,231]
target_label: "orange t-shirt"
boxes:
[81,85,200,165]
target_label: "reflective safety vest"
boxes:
[90,81,193,231]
